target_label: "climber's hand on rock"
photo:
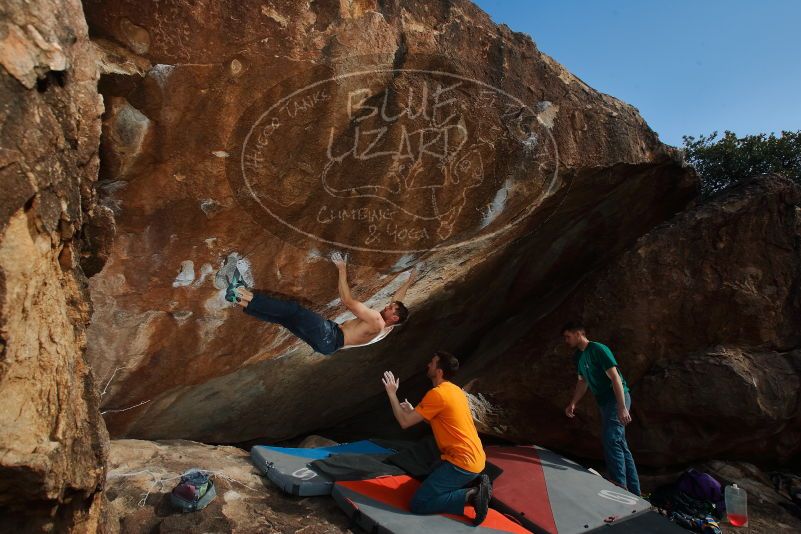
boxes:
[330,251,348,270]
[235,287,253,308]
[565,403,576,418]
[382,371,400,396]
[400,398,414,412]
[235,287,253,302]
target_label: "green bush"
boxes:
[682,130,801,198]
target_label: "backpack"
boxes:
[677,468,725,512]
[170,469,216,512]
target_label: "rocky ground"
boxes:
[105,438,801,534]
[105,439,349,533]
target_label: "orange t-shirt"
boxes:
[415,381,486,474]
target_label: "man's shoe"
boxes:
[473,474,492,526]
[225,268,247,303]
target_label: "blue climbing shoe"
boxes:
[225,268,247,303]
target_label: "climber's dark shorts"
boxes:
[243,293,344,355]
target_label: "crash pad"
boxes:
[333,475,531,534]
[487,445,652,534]
[250,440,393,496]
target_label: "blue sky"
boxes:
[472,0,801,146]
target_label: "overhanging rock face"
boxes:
[82,0,697,443]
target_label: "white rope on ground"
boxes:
[107,469,182,507]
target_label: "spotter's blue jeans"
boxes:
[409,461,479,516]
[599,391,641,496]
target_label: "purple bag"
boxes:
[678,468,725,511]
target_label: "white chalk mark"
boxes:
[193,263,214,287]
[390,254,418,272]
[522,132,539,151]
[200,199,222,217]
[536,101,559,129]
[173,260,195,287]
[149,64,175,88]
[479,178,510,229]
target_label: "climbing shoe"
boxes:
[473,474,492,526]
[225,268,247,303]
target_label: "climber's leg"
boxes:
[241,292,344,355]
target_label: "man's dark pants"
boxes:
[243,293,344,355]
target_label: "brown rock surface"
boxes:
[0,0,109,530]
[81,0,696,445]
[105,439,349,533]
[467,175,801,466]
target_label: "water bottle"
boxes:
[724,483,748,527]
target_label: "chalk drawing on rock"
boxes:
[228,61,562,257]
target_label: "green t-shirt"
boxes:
[573,341,629,405]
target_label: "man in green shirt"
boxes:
[562,322,640,495]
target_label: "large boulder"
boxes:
[0,0,109,530]
[467,175,801,466]
[81,0,696,444]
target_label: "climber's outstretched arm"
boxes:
[331,253,383,327]
[391,267,417,303]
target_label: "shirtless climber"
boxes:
[229,252,414,355]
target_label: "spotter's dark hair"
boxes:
[434,350,459,380]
